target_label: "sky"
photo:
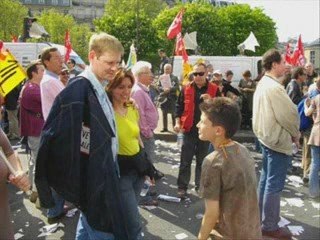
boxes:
[235,0,320,43]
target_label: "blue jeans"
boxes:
[309,146,320,197]
[76,213,114,240]
[258,144,291,231]
[120,172,144,240]
[47,189,65,218]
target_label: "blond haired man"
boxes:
[35,33,129,239]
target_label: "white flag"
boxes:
[238,31,260,52]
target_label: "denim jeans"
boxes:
[258,144,291,231]
[309,146,320,197]
[120,171,144,240]
[141,135,155,163]
[76,213,114,240]
[47,189,65,218]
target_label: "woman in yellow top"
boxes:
[107,69,144,240]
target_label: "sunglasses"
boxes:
[193,72,205,77]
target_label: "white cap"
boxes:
[213,70,222,75]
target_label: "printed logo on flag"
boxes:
[0,50,27,97]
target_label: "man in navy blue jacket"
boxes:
[35,33,129,240]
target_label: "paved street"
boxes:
[8,132,320,239]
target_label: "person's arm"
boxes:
[304,98,316,117]
[269,87,300,138]
[198,199,219,240]
[7,153,30,192]
[174,88,185,133]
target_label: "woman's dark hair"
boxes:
[106,68,135,104]
[292,66,305,80]
[225,70,233,77]
[200,97,241,138]
[242,70,252,78]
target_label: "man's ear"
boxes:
[88,50,96,61]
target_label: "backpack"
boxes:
[298,98,313,131]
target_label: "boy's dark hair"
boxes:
[26,60,42,79]
[68,59,76,65]
[242,70,252,78]
[262,49,282,71]
[225,70,233,77]
[292,66,305,79]
[200,97,241,138]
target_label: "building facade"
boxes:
[304,38,320,74]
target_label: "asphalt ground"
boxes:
[7,136,320,240]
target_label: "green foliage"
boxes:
[0,0,27,41]
[95,2,161,62]
[35,9,92,63]
[104,0,166,19]
[153,2,278,57]
[217,4,278,56]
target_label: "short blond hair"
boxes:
[89,32,124,57]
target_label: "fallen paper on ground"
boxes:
[196,213,204,219]
[280,200,287,207]
[285,198,304,207]
[14,233,24,239]
[175,232,188,239]
[158,194,181,203]
[141,205,157,210]
[278,216,291,227]
[288,226,304,235]
[66,208,78,217]
[38,223,64,237]
[311,202,320,210]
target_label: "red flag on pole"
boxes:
[167,10,183,39]
[175,33,188,62]
[64,30,72,62]
[291,35,305,66]
[285,43,292,64]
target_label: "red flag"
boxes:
[285,43,292,64]
[167,10,183,39]
[175,33,188,62]
[291,35,305,66]
[64,30,72,62]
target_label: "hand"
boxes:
[8,171,30,192]
[305,97,311,107]
[200,93,211,101]
[292,132,301,148]
[173,123,181,133]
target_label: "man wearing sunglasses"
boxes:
[174,62,220,198]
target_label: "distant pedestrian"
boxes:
[253,49,300,239]
[286,66,307,105]
[5,85,21,140]
[197,97,262,240]
[158,63,179,132]
[66,58,81,78]
[19,60,45,203]
[158,49,170,75]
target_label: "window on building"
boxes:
[310,51,315,65]
[63,0,70,5]
[39,0,45,4]
[24,0,32,3]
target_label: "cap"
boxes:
[213,70,222,75]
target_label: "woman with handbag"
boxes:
[107,69,153,240]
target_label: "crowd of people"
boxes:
[0,32,319,240]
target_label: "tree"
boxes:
[153,3,229,56]
[95,11,160,62]
[153,2,278,57]
[0,0,27,41]
[95,0,164,63]
[35,9,92,63]
[217,4,278,56]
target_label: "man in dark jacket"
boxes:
[286,66,307,105]
[35,33,129,239]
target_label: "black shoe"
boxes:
[47,211,67,224]
[154,170,164,180]
[160,129,168,132]
[303,177,309,184]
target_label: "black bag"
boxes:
[117,148,155,178]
